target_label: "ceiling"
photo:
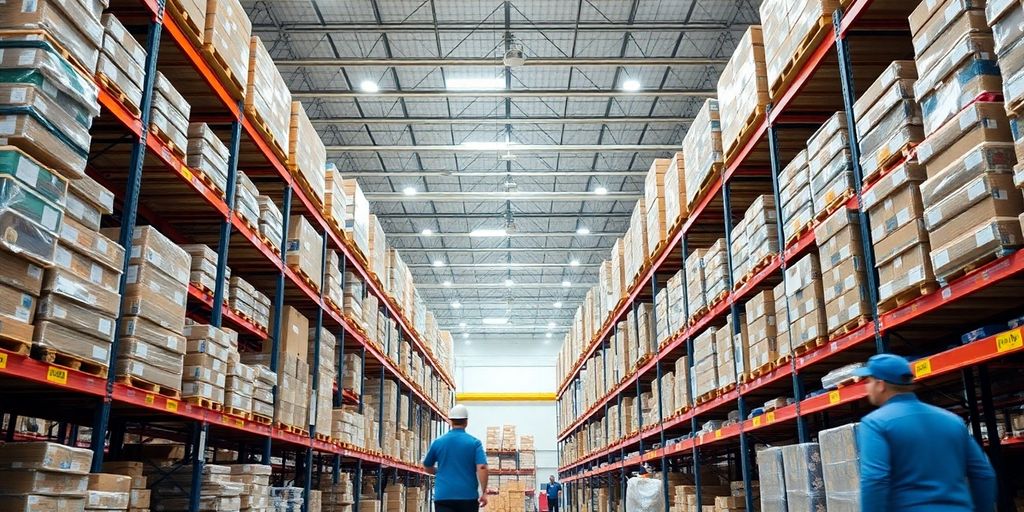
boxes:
[243,0,761,345]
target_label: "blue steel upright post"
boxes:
[303,227,330,512]
[263,187,292,462]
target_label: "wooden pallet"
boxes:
[695,391,717,405]
[688,306,710,326]
[724,105,767,166]
[290,167,324,210]
[289,264,322,294]
[793,337,826,356]
[862,142,917,185]
[34,346,108,378]
[707,289,729,310]
[717,383,737,396]
[252,412,273,425]
[828,315,870,340]
[0,30,91,78]
[815,189,854,222]
[149,123,186,158]
[774,353,794,367]
[735,254,775,289]
[0,338,31,356]
[96,72,142,118]
[194,167,226,199]
[117,376,181,399]
[166,0,204,48]
[191,280,214,299]
[686,163,724,211]
[277,423,310,437]
[244,106,289,164]
[936,247,1018,287]
[225,406,252,420]
[768,15,833,99]
[785,218,815,246]
[315,432,331,443]
[200,43,245,101]
[833,376,863,389]
[740,360,778,384]
[184,396,223,411]
[877,280,939,314]
[258,231,283,256]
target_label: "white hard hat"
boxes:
[448,404,469,420]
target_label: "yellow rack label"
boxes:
[145,394,155,405]
[46,366,67,385]
[166,400,178,412]
[828,391,841,404]
[913,359,932,378]
[752,416,762,427]
[714,429,722,439]
[180,166,194,182]
[766,411,775,424]
[0,352,7,369]
[996,328,1023,353]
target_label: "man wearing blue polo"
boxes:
[545,475,562,512]
[853,354,997,512]
[424,404,489,512]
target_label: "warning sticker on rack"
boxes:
[996,329,1023,353]
[752,416,761,427]
[145,394,155,405]
[166,400,178,412]
[828,390,841,404]
[0,352,6,369]
[766,411,775,424]
[46,367,67,385]
[913,359,932,378]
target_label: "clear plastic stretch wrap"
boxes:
[625,476,664,512]
[246,36,291,151]
[718,26,768,154]
[0,0,103,73]
[0,175,60,265]
[289,101,327,204]
[682,99,722,207]
[757,446,788,512]
[781,442,827,511]
[819,423,861,512]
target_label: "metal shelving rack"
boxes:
[555,2,1024,512]
[0,1,456,511]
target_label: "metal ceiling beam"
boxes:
[293,90,713,99]
[375,211,631,219]
[395,247,609,253]
[252,21,729,31]
[337,170,649,177]
[312,116,691,125]
[408,262,600,269]
[276,57,725,67]
[387,231,619,237]
[328,144,678,153]
[363,191,640,201]
[419,282,596,289]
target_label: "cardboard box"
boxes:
[0,442,92,473]
[37,293,116,342]
[0,252,44,295]
[88,473,131,493]
[245,36,291,152]
[854,61,917,121]
[0,0,103,73]
[825,284,871,333]
[289,101,327,204]
[0,470,88,497]
[58,219,123,272]
[932,218,1023,279]
[926,174,1024,248]
[0,495,85,512]
[287,214,325,289]
[103,225,190,286]
[877,242,934,302]
[718,26,768,154]
[682,99,723,207]
[274,305,309,361]
[203,0,251,93]
[918,103,1013,174]
[120,316,186,355]
[920,142,1017,206]
[0,146,68,207]
[43,268,121,316]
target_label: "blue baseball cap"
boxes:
[851,354,914,385]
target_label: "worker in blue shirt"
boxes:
[852,354,997,512]
[424,404,489,512]
[546,475,562,512]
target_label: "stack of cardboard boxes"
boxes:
[321,474,355,512]
[245,36,291,157]
[287,214,325,290]
[624,199,649,283]
[102,461,151,512]
[715,315,747,390]
[151,72,191,154]
[0,442,94,510]
[324,164,349,231]
[86,473,131,511]
[202,0,251,96]
[779,149,813,242]
[703,239,729,306]
[343,179,370,258]
[664,153,689,231]
[235,170,263,229]
[784,254,826,348]
[252,364,276,420]
[718,26,769,158]
[98,14,147,114]
[231,463,273,512]
[272,486,305,511]
[181,323,235,407]
[187,123,230,197]
[180,243,229,295]
[111,226,190,395]
[288,101,327,205]
[815,208,871,336]
[368,216,387,282]
[147,462,243,511]
[807,112,855,217]
[781,443,827,510]
[819,423,861,511]
[745,289,778,371]
[332,407,367,447]
[228,275,272,331]
[692,327,718,399]
[258,195,284,248]
[761,0,840,96]
[644,158,671,257]
[685,248,707,323]
[309,326,337,436]
[682,99,724,209]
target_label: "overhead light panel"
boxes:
[447,77,505,90]
[360,80,380,93]
[562,280,572,287]
[504,278,515,287]
[443,280,453,287]
[432,260,446,267]
[593,186,608,195]
[462,332,469,339]
[469,228,508,237]
[460,141,513,151]
[547,322,556,329]
[451,301,461,308]
[622,79,641,92]
[553,301,562,308]
[576,227,590,235]
[465,339,472,345]
[459,322,467,328]
[421,228,434,236]
[482,317,509,325]
[569,259,580,267]
[546,332,553,339]
[403,186,418,196]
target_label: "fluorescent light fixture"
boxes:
[447,77,505,90]
[569,259,580,267]
[469,228,508,238]
[462,332,469,339]
[504,278,515,287]
[594,186,608,195]
[622,79,641,92]
[546,332,553,339]
[562,280,572,287]
[443,280,453,287]
[451,301,461,308]
[547,322,556,329]
[460,141,512,151]
[482,317,508,325]
[553,301,562,308]
[421,228,434,236]
[403,186,418,196]
[432,260,446,267]
[459,322,467,328]
[360,80,380,93]
[576,227,591,235]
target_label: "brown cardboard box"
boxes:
[43,268,120,316]
[34,320,110,365]
[101,461,145,485]
[914,34,996,110]
[122,274,188,334]
[821,256,868,305]
[67,173,115,221]
[88,473,131,493]
[0,442,92,473]
[120,316,186,355]
[36,294,117,342]
[115,354,182,391]
[102,226,190,285]
[289,102,327,204]
[0,0,103,73]
[918,103,1013,174]
[825,283,871,333]
[287,214,325,289]
[878,242,934,301]
[931,218,1023,279]
[0,495,85,512]
[853,61,917,121]
[273,305,309,361]
[913,2,988,60]
[0,470,88,496]
[203,0,251,94]
[927,174,1024,248]
[921,142,1017,206]
[58,218,124,272]
[245,36,291,152]
[0,254,44,295]
[53,243,121,294]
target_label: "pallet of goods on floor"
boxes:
[555,0,1024,510]
[0,0,456,505]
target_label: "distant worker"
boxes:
[424,404,489,512]
[852,354,997,512]
[546,475,562,512]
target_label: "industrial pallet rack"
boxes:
[556,2,1024,512]
[0,0,456,510]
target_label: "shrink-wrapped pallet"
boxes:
[718,26,768,158]
[289,101,327,205]
[203,0,251,95]
[781,443,827,511]
[246,35,291,153]
[682,99,722,208]
[819,423,861,512]
[760,0,840,97]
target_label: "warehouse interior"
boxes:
[1,0,1024,511]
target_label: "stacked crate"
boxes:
[990,0,1024,112]
[715,315,747,390]
[258,195,284,247]
[730,213,749,288]
[673,354,691,413]
[186,123,230,197]
[745,195,779,273]
[807,113,854,217]
[86,473,131,511]
[325,164,349,231]
[235,170,262,229]
[781,443,827,510]
[745,289,777,372]
[289,101,327,205]
[180,243,228,295]
[343,178,370,258]
[332,407,367,447]
[181,323,235,408]
[856,61,921,183]
[309,326,338,436]
[645,159,672,257]
[151,72,191,155]
[148,463,244,511]
[761,0,839,98]
[860,161,932,308]
[779,149,812,243]
[202,0,251,96]
[245,36,291,156]
[109,226,190,396]
[99,14,146,114]
[225,352,256,417]
[321,474,355,512]
[815,208,871,336]
[325,249,344,310]
[718,26,768,159]
[230,463,273,512]
[693,327,718,399]
[685,248,707,322]
[273,487,305,511]
[0,0,104,73]
[369,215,388,280]
[703,239,729,307]
[664,152,689,231]
[682,99,724,209]
[772,280,793,360]
[287,214,326,290]
[785,253,826,349]
[819,423,861,511]
[0,442,94,510]
[102,461,151,512]
[228,275,271,331]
